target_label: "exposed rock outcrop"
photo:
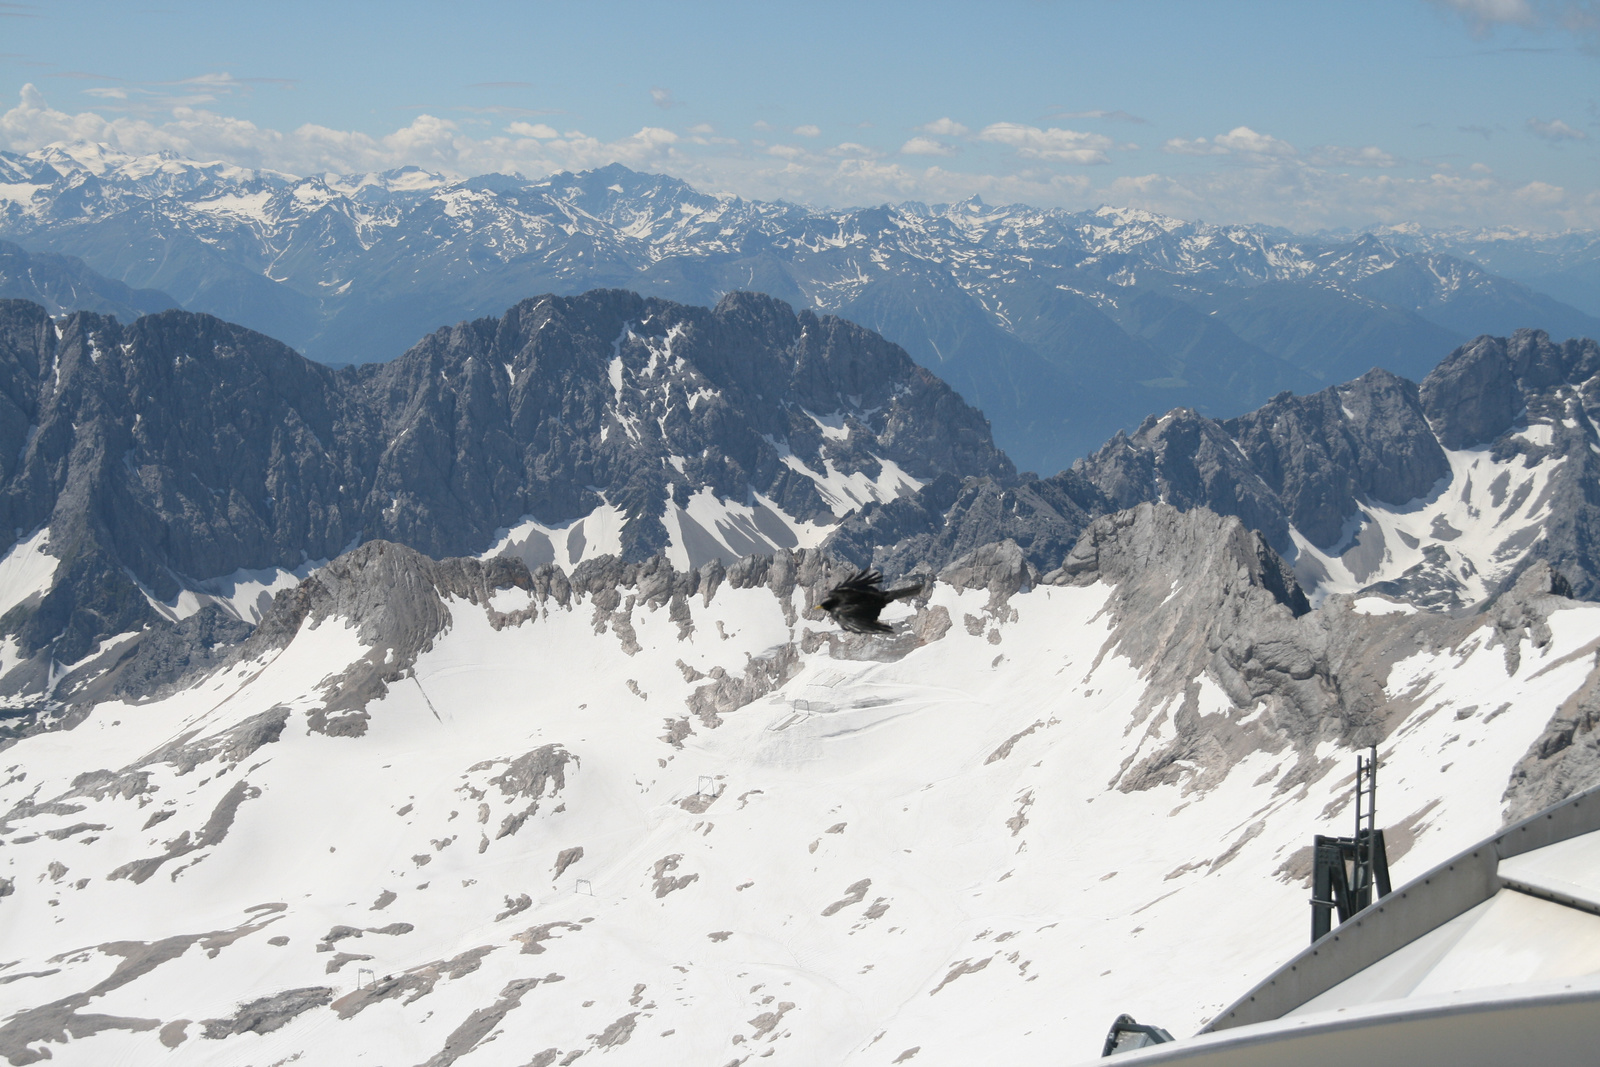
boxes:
[826,470,1105,579]
[1498,564,1600,820]
[1041,505,1592,804]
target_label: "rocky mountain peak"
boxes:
[363,288,1011,564]
[1420,328,1600,449]
[1052,502,1310,619]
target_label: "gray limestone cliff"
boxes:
[824,470,1106,578]
[1045,505,1596,816]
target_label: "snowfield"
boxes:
[2,532,1595,1066]
[1289,439,1569,609]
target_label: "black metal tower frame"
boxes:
[1310,745,1392,942]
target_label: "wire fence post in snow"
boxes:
[575,878,593,896]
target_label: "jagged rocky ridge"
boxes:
[0,289,1007,707]
[2,500,1597,1064]
[831,328,1600,608]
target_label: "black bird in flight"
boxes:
[815,570,923,634]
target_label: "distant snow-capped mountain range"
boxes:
[3,142,1598,471]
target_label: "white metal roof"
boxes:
[1071,784,1600,1065]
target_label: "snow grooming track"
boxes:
[1,507,1598,1066]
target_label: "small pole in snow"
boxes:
[357,967,375,990]
[575,878,593,896]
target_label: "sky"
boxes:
[1,0,1597,231]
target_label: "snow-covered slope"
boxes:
[1288,434,1565,608]
[2,507,1594,1065]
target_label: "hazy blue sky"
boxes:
[2,0,1597,229]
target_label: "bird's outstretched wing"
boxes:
[883,579,923,602]
[836,569,885,592]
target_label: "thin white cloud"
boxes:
[1213,126,1297,157]
[1163,126,1296,159]
[900,136,958,157]
[1050,108,1148,124]
[793,124,820,137]
[1105,160,1600,231]
[919,117,969,137]
[976,122,1113,164]
[0,83,685,177]
[434,104,562,118]
[1527,117,1588,140]
[1430,0,1600,45]
[506,121,559,139]
[1515,179,1568,205]
[828,142,882,158]
[649,86,680,110]
[1431,0,1536,25]
[48,70,295,114]
[1163,136,1230,156]
[684,124,737,147]
[1308,145,1398,168]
